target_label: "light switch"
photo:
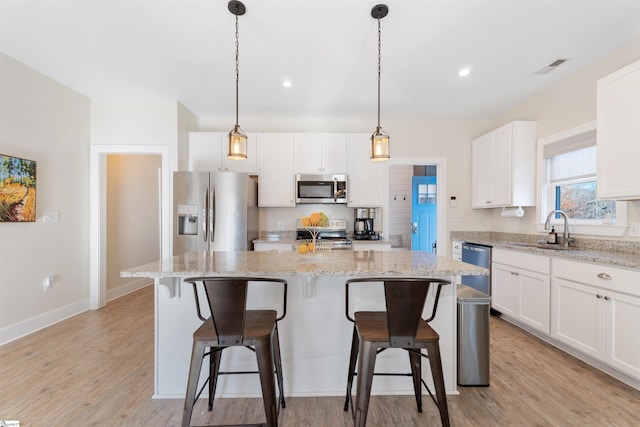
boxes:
[44,211,60,223]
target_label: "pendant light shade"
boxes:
[228,1,247,160]
[370,4,389,161]
[371,126,390,161]
[228,125,247,160]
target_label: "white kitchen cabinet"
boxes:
[347,133,385,207]
[451,240,463,261]
[552,258,640,380]
[352,242,392,251]
[253,242,293,252]
[294,133,347,174]
[492,249,551,333]
[597,60,640,200]
[256,133,295,207]
[471,121,537,208]
[188,132,257,174]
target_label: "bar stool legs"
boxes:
[183,341,206,427]
[273,325,286,410]
[255,337,278,427]
[426,341,450,427]
[343,327,359,413]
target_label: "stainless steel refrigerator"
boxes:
[173,171,258,254]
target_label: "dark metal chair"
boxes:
[343,277,451,427]
[182,276,288,427]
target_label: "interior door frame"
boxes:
[89,144,171,309]
[384,157,447,255]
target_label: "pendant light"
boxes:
[370,4,390,161]
[227,1,247,160]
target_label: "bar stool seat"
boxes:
[182,276,287,427]
[343,277,451,427]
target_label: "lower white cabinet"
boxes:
[253,242,293,252]
[351,242,392,251]
[551,259,640,380]
[492,249,551,333]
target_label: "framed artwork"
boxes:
[0,154,37,222]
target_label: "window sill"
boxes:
[535,223,628,237]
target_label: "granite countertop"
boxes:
[451,231,640,271]
[121,250,488,279]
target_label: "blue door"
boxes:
[411,176,437,252]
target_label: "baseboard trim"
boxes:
[107,278,153,302]
[0,299,89,346]
[0,279,152,346]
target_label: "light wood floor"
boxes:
[1,285,639,426]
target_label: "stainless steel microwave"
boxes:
[295,174,347,204]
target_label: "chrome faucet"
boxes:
[544,210,573,247]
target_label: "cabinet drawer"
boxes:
[493,248,550,274]
[553,258,640,296]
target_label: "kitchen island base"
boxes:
[154,276,458,399]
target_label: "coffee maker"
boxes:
[354,208,378,240]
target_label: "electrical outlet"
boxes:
[629,223,640,238]
[512,221,519,230]
[43,276,54,292]
[278,220,284,230]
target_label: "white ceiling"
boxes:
[1,0,639,120]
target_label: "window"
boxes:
[540,125,627,237]
[548,146,615,222]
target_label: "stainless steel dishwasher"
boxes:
[461,242,492,295]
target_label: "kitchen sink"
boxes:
[507,242,575,251]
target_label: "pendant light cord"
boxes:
[376,16,382,130]
[234,12,240,127]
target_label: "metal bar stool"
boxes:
[343,277,451,427]
[182,276,288,427]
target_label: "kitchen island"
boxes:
[122,250,487,399]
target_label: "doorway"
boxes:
[411,171,437,252]
[89,144,171,309]
[385,158,447,254]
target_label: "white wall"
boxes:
[0,53,90,343]
[106,154,160,296]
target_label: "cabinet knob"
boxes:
[485,200,492,204]
[510,272,519,276]
[604,296,611,301]
[597,273,612,280]
[596,294,603,299]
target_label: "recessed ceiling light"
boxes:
[458,67,471,77]
[282,80,292,88]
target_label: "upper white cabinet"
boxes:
[471,121,537,208]
[294,134,347,174]
[256,133,295,207]
[597,60,640,200]
[347,134,385,207]
[188,132,258,174]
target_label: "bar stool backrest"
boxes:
[345,277,450,347]
[185,276,288,347]
[384,280,429,348]
[202,278,248,346]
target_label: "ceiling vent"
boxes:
[534,58,569,75]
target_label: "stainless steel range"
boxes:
[296,219,352,250]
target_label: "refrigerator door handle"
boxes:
[203,189,209,243]
[210,187,216,243]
